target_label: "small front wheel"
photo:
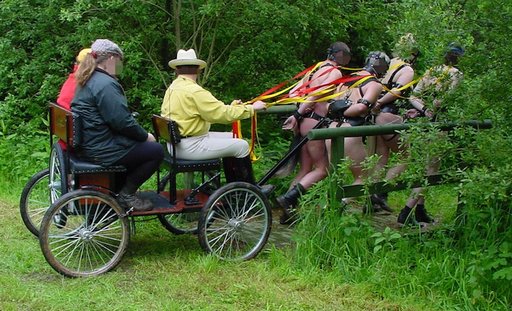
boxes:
[198,182,272,261]
[39,190,130,277]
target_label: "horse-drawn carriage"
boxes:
[20,103,275,277]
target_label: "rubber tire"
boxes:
[157,171,220,235]
[39,190,129,277]
[20,169,51,236]
[157,172,199,235]
[198,182,272,261]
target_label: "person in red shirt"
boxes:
[56,48,91,150]
[57,48,91,109]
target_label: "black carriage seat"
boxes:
[151,115,221,203]
[68,154,126,174]
[49,103,127,184]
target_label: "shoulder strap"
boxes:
[358,76,379,97]
[386,64,407,89]
[320,62,335,69]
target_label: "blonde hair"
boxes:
[75,52,111,86]
[392,33,419,59]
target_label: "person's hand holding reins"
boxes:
[251,100,267,111]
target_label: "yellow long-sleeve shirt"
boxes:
[161,76,254,137]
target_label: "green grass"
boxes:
[291,176,510,311]
[1,184,419,311]
[2,175,509,310]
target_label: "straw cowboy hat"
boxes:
[168,49,207,69]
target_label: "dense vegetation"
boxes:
[1,0,511,309]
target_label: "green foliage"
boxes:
[293,175,375,271]
[371,227,401,253]
[1,0,512,308]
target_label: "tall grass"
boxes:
[292,169,511,310]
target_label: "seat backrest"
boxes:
[152,115,182,145]
[49,102,81,149]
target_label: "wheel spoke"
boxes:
[41,190,129,277]
[199,183,270,261]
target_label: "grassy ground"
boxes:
[0,184,435,311]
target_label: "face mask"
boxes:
[115,59,124,76]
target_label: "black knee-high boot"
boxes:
[222,156,255,183]
[277,183,305,224]
[369,192,392,213]
[223,156,274,196]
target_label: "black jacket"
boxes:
[71,69,148,166]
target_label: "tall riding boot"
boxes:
[277,183,306,225]
[222,157,242,183]
[223,156,274,196]
[234,156,256,183]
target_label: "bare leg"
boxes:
[297,139,329,189]
[290,145,312,190]
[295,118,329,190]
[375,112,408,180]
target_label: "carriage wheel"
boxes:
[20,169,52,236]
[49,143,68,201]
[158,173,199,235]
[198,182,271,261]
[39,190,129,277]
[158,213,199,235]
[49,143,70,228]
[158,171,220,235]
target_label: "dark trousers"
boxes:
[115,141,164,193]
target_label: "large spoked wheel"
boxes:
[158,172,199,235]
[158,171,220,235]
[198,182,272,261]
[20,169,52,236]
[158,213,199,235]
[49,143,70,230]
[39,190,130,277]
[49,143,68,201]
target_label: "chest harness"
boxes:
[328,75,379,127]
[380,64,414,115]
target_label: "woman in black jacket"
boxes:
[72,39,164,211]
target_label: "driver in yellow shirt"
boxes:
[161,49,271,193]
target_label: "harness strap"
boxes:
[386,64,407,89]
[303,111,325,122]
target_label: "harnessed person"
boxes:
[370,34,421,212]
[325,51,390,203]
[277,42,351,225]
[397,43,465,226]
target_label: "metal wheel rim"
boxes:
[20,169,51,236]
[49,147,65,202]
[40,191,129,277]
[159,213,199,235]
[201,185,270,261]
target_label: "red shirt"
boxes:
[55,65,79,150]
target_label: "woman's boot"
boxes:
[117,182,153,212]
